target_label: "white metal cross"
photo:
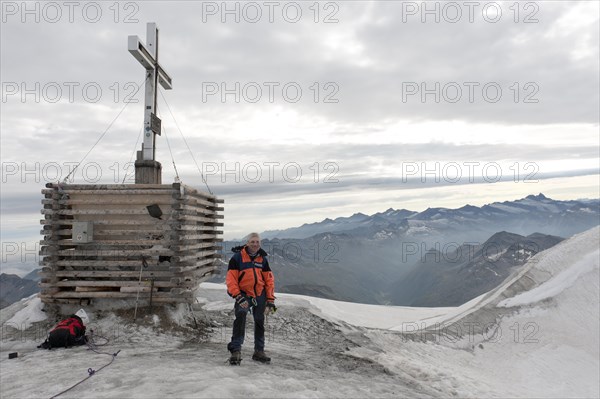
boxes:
[128,22,173,161]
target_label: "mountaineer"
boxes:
[225,232,276,365]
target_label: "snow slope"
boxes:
[1,227,598,398]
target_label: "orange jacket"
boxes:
[226,246,275,301]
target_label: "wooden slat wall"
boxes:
[39,182,224,305]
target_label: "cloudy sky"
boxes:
[1,1,598,274]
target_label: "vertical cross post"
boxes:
[128,22,173,183]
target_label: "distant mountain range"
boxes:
[3,194,599,308]
[218,194,599,306]
[261,194,599,242]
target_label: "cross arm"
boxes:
[157,65,172,90]
[128,35,173,90]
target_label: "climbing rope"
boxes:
[158,89,213,195]
[49,332,120,399]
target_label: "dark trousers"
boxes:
[227,290,266,353]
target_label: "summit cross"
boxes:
[128,22,173,161]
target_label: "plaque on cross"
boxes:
[128,22,173,162]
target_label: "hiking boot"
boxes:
[229,351,242,365]
[252,350,271,363]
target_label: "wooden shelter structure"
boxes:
[39,23,223,308]
[39,183,223,306]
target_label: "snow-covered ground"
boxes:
[1,227,598,398]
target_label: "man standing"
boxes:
[226,232,276,365]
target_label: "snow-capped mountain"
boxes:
[261,194,599,242]
[389,231,564,306]
[7,194,597,309]
[229,230,563,307]
[213,194,599,306]
[0,273,39,309]
[261,209,417,240]
[1,227,598,398]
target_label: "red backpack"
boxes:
[38,315,87,349]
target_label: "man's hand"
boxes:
[265,302,277,315]
[235,294,249,309]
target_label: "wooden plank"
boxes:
[41,229,72,236]
[41,209,175,216]
[173,242,220,252]
[174,204,219,215]
[176,234,220,241]
[41,248,174,257]
[172,264,217,275]
[169,258,214,272]
[181,185,218,200]
[180,235,221,242]
[43,260,161,267]
[46,183,174,190]
[120,286,157,293]
[41,259,198,267]
[42,185,174,198]
[173,252,221,263]
[41,225,65,231]
[42,291,192,299]
[41,219,174,226]
[42,198,176,206]
[40,295,190,303]
[42,188,175,196]
[75,286,110,292]
[176,214,220,223]
[40,239,172,246]
[180,229,224,235]
[39,287,60,294]
[47,190,173,199]
[181,197,223,210]
[182,191,223,205]
[180,197,215,208]
[175,246,222,256]
[175,224,219,231]
[179,220,224,227]
[94,230,171,236]
[41,245,162,253]
[50,270,175,278]
[44,280,193,288]
[177,209,223,219]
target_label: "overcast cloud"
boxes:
[1,1,598,274]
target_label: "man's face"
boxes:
[247,236,261,253]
